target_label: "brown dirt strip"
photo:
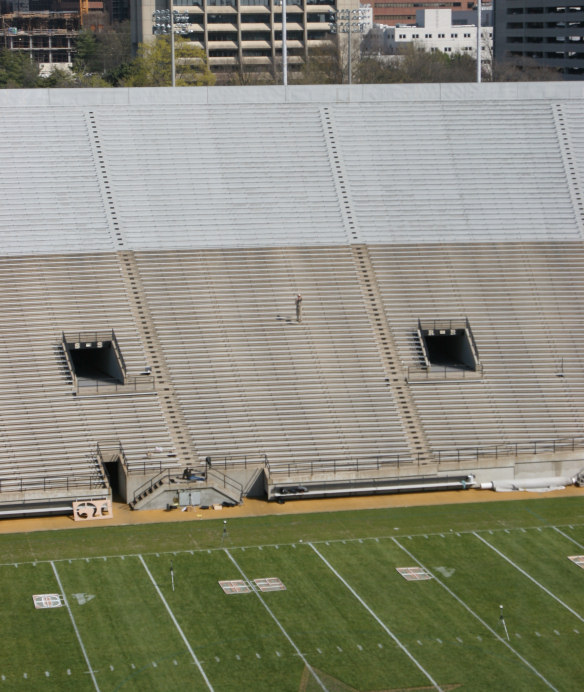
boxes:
[0,485,582,536]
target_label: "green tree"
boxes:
[0,49,40,88]
[295,41,344,85]
[123,36,215,87]
[43,67,110,88]
[72,30,99,75]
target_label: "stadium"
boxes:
[1,82,584,691]
[1,82,584,517]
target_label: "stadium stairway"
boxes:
[116,251,201,474]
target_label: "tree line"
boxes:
[0,23,215,88]
[0,24,559,89]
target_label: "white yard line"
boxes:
[473,532,584,623]
[138,554,214,691]
[309,542,443,692]
[553,526,584,551]
[223,548,329,692]
[50,561,100,692]
[392,538,559,692]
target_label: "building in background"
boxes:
[130,0,362,79]
[494,0,584,79]
[1,0,129,73]
[364,8,492,61]
[372,0,480,27]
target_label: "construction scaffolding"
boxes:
[1,11,81,66]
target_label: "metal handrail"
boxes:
[0,474,107,494]
[61,332,78,390]
[204,453,268,469]
[132,469,173,503]
[75,374,155,396]
[207,467,243,501]
[436,435,584,465]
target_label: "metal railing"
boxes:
[406,363,484,382]
[75,374,156,396]
[205,453,268,469]
[207,467,243,502]
[132,469,174,504]
[435,435,584,467]
[0,474,107,494]
[265,452,419,479]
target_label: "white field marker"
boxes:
[309,542,443,692]
[50,562,99,692]
[224,549,329,692]
[392,538,559,691]
[138,555,214,691]
[473,533,584,623]
[553,527,584,551]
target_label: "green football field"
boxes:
[1,496,584,691]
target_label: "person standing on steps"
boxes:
[295,293,303,323]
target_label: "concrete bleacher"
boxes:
[0,83,583,511]
[370,242,584,464]
[0,253,177,507]
[134,247,412,468]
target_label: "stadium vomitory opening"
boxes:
[0,82,584,519]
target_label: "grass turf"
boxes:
[0,495,582,691]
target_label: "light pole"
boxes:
[152,8,190,87]
[329,8,368,85]
[275,0,288,86]
[476,0,482,83]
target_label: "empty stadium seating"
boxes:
[0,83,583,511]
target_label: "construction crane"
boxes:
[79,0,89,22]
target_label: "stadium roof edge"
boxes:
[0,82,583,108]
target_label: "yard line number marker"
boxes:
[138,555,214,691]
[50,561,100,692]
[309,542,443,692]
[223,549,329,692]
[392,538,559,692]
[473,532,584,623]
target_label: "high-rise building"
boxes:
[131,0,361,78]
[494,0,584,79]
[371,0,476,27]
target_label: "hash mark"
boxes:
[554,630,561,636]
[256,653,261,659]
